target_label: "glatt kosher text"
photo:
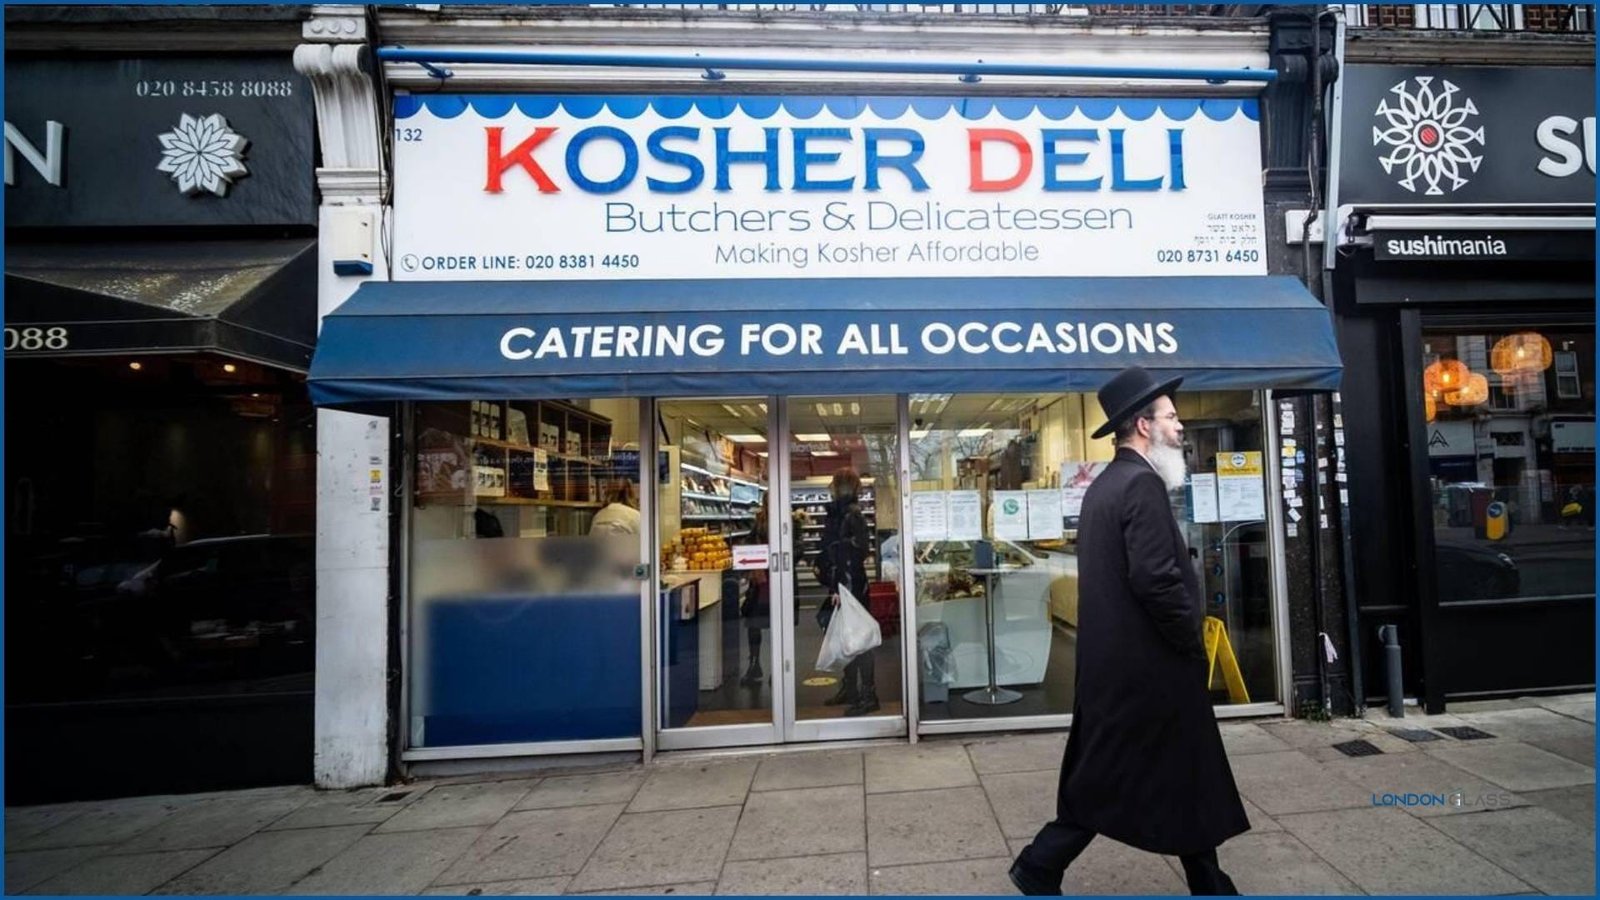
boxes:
[499,321,1179,361]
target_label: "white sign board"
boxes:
[1552,419,1596,454]
[1215,451,1265,522]
[1190,473,1220,524]
[392,94,1268,281]
[947,490,984,541]
[732,544,770,571]
[992,491,1029,541]
[911,491,950,542]
[1026,488,1064,540]
[1426,420,1477,458]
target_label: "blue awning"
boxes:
[309,275,1342,407]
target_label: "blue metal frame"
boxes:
[377,48,1276,85]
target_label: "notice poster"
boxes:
[912,491,950,542]
[533,448,550,492]
[1215,451,1265,521]
[1060,461,1109,519]
[948,491,983,541]
[992,491,1029,541]
[1027,489,1064,540]
[1190,473,1220,523]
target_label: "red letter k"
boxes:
[485,126,560,193]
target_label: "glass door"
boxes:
[654,397,782,750]
[781,395,908,742]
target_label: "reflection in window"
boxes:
[1421,327,1595,603]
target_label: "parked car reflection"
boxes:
[1436,541,1520,602]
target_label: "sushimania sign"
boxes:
[391,94,1267,281]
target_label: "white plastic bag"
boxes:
[815,584,883,672]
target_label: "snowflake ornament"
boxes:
[1372,76,1485,196]
[156,113,250,197]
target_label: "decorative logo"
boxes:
[1372,76,1485,196]
[156,113,249,197]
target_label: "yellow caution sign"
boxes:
[1204,616,1251,704]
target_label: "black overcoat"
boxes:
[1055,447,1249,855]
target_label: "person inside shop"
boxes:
[816,466,878,717]
[738,496,772,687]
[589,480,641,535]
[1010,366,1247,896]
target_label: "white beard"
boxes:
[1148,439,1188,491]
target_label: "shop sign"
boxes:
[1373,229,1595,262]
[1426,419,1476,457]
[391,94,1267,281]
[1338,65,1595,206]
[3,57,314,227]
[1551,419,1595,454]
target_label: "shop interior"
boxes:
[405,389,1279,749]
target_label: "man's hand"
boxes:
[829,594,840,607]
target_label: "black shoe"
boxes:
[844,695,881,717]
[1008,861,1061,896]
[824,685,855,706]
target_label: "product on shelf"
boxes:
[669,527,731,572]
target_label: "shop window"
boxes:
[406,398,644,748]
[907,391,1276,723]
[1420,326,1595,604]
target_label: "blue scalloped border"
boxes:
[393,95,1259,123]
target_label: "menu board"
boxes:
[911,491,949,541]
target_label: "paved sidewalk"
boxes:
[6,694,1594,896]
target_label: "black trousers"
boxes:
[1016,812,1239,896]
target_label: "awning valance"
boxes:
[308,275,1342,407]
[5,239,318,371]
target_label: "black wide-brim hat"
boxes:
[1090,365,1183,439]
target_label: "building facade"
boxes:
[290,3,1363,789]
[1326,7,1595,713]
[4,5,321,801]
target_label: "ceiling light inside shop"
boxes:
[740,404,760,418]
[958,426,992,438]
[725,434,766,443]
[757,451,768,458]
[795,433,830,443]
[128,362,143,371]
[910,429,930,440]
[759,403,768,413]
[223,363,237,373]
[851,402,861,415]
[812,450,840,457]
[722,404,742,418]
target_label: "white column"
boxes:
[296,12,392,788]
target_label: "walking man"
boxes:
[1010,366,1249,896]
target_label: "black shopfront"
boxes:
[1329,64,1595,712]
[4,52,319,801]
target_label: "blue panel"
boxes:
[310,276,1343,406]
[424,594,641,746]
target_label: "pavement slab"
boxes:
[5,846,117,895]
[627,759,758,812]
[1453,706,1598,743]
[725,784,865,861]
[715,851,868,895]
[513,772,645,811]
[1300,730,1423,762]
[5,804,89,844]
[751,750,864,792]
[149,823,371,895]
[1527,734,1594,767]
[1323,748,1529,818]
[284,825,483,895]
[267,785,431,831]
[1212,831,1363,895]
[1277,806,1532,895]
[566,805,741,893]
[12,796,193,850]
[1535,694,1597,723]
[1428,741,1596,792]
[375,779,537,832]
[1237,794,1283,832]
[434,804,626,886]
[1521,784,1596,834]
[963,733,1066,775]
[1256,719,1373,750]
[978,772,1055,840]
[23,849,217,896]
[114,791,312,853]
[865,785,1007,867]
[420,876,571,895]
[1218,723,1295,756]
[1428,806,1597,896]
[1228,750,1373,816]
[569,882,718,895]
[864,743,978,794]
[867,856,1016,895]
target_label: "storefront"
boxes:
[1326,62,1596,712]
[3,48,319,800]
[309,81,1343,765]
